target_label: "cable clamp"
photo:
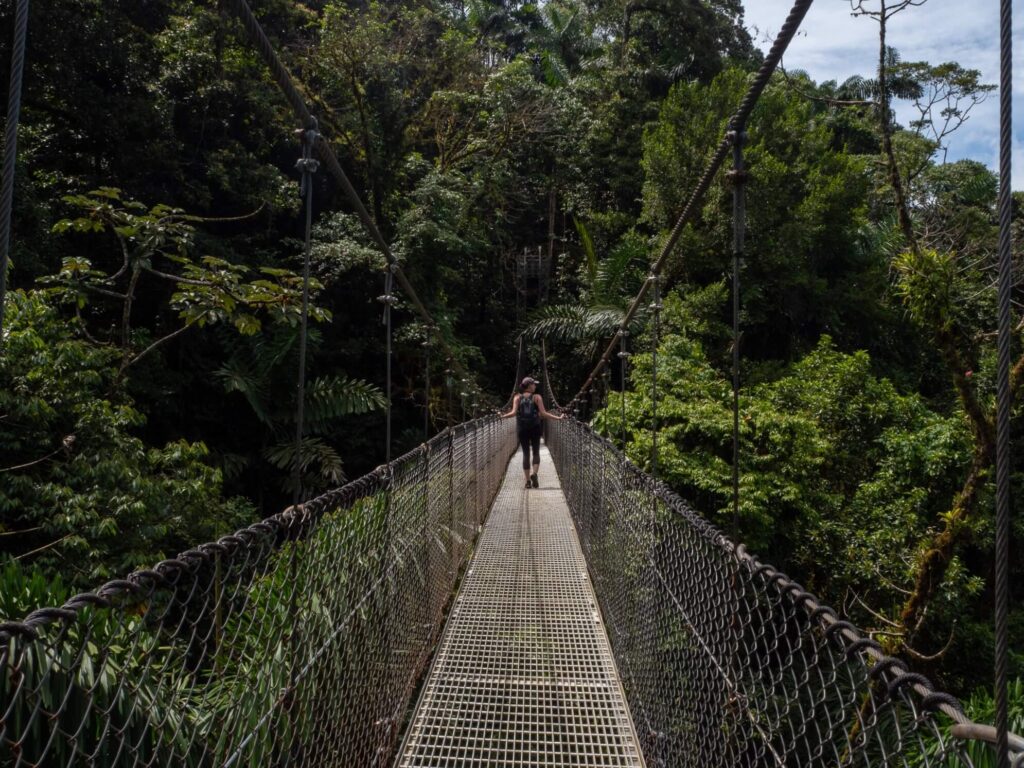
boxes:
[725,128,748,147]
[295,157,320,174]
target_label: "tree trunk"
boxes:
[877,4,917,250]
[898,445,989,643]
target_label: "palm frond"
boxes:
[215,358,272,426]
[253,326,299,369]
[540,51,569,87]
[279,375,386,433]
[523,304,593,343]
[594,235,646,304]
[264,437,346,492]
[582,306,630,338]
[574,216,597,287]
[523,304,634,344]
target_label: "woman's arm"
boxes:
[499,394,520,419]
[535,395,565,420]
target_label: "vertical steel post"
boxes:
[422,333,431,441]
[728,129,747,538]
[288,117,319,764]
[618,330,630,453]
[994,0,1013,764]
[0,0,29,343]
[649,274,661,478]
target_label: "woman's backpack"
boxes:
[516,394,541,429]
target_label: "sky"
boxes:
[741,0,1024,189]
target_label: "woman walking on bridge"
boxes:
[501,377,565,489]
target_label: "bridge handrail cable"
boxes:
[542,412,1024,766]
[566,0,813,411]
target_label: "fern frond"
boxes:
[264,437,346,492]
[281,375,386,433]
[215,358,272,426]
[574,217,597,286]
[523,304,593,343]
[594,235,646,305]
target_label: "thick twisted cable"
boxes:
[0,0,30,342]
[993,0,1013,764]
[544,415,1024,765]
[566,0,815,408]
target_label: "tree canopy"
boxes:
[0,0,1019,709]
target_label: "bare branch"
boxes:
[779,65,876,107]
[0,436,73,473]
[851,590,903,628]
[904,625,956,662]
[142,265,213,287]
[120,318,202,375]
[14,533,74,561]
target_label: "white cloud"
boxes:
[742,0,1024,188]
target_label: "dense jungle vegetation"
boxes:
[0,0,1021,711]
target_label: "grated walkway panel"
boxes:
[397,446,644,767]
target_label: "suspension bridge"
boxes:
[0,0,1021,765]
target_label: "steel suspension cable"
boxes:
[994,0,1014,764]
[287,120,318,765]
[729,130,747,537]
[422,331,431,440]
[0,0,29,345]
[565,0,815,410]
[618,331,630,451]
[649,274,661,477]
[220,0,472,386]
[601,368,611,436]
[381,268,396,463]
[292,123,319,504]
[540,337,561,411]
[446,358,454,428]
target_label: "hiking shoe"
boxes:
[530,474,539,488]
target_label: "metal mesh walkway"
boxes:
[398,446,644,767]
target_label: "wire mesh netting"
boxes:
[0,416,515,767]
[398,447,643,767]
[545,417,1024,768]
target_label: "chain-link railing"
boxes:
[1,416,516,767]
[546,417,1024,768]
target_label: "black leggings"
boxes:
[519,427,541,470]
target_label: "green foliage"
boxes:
[3,0,1018,712]
[1,492,395,765]
[216,327,386,493]
[0,292,255,582]
[642,67,889,360]
[959,679,1024,766]
[523,228,648,366]
[45,190,329,349]
[598,295,976,649]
